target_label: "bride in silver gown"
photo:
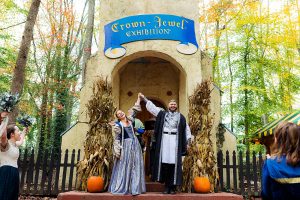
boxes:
[108,96,146,195]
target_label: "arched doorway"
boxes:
[111,52,187,181]
[112,55,187,114]
[111,51,188,117]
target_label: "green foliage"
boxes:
[1,0,86,149]
[236,134,266,155]
[28,0,86,151]
[216,123,226,150]
[200,0,300,148]
[0,38,16,92]
[1,0,299,151]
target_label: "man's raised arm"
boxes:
[138,93,161,117]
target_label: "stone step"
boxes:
[58,191,243,200]
[146,182,164,192]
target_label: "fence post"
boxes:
[226,150,230,191]
[75,149,81,189]
[33,149,43,194]
[253,151,258,194]
[246,150,251,196]
[47,149,55,195]
[258,151,263,194]
[68,149,76,191]
[26,149,35,194]
[40,149,49,195]
[232,150,237,193]
[239,151,244,195]
[217,150,224,191]
[20,148,28,193]
[54,149,62,195]
[61,149,69,192]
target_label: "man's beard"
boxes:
[168,108,177,112]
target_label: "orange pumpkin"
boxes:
[193,177,211,193]
[87,176,104,193]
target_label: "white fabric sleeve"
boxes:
[130,104,142,119]
[113,125,122,140]
[186,124,192,142]
[145,100,161,117]
[112,125,122,159]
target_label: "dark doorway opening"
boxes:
[136,99,166,124]
[136,99,166,181]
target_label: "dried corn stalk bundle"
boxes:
[76,77,116,191]
[182,80,218,192]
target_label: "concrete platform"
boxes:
[58,191,243,200]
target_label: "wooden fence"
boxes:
[217,150,264,198]
[18,148,81,196]
[18,149,265,197]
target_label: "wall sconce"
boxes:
[127,91,133,96]
[167,91,172,96]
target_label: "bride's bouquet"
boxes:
[17,114,35,127]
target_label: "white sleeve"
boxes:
[186,124,192,141]
[145,100,161,117]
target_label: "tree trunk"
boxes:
[295,0,300,55]
[38,89,48,153]
[212,20,221,86]
[225,28,234,132]
[82,0,95,85]
[10,0,41,122]
[243,36,250,151]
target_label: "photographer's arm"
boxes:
[0,117,8,149]
[16,127,29,147]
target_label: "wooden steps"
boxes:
[58,191,243,200]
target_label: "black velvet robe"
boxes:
[151,110,187,186]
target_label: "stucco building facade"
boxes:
[61,0,236,158]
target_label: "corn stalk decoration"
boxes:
[76,77,116,191]
[182,80,218,192]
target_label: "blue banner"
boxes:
[104,14,198,58]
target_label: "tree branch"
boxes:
[0,21,27,30]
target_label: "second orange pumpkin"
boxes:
[193,176,211,193]
[87,176,104,193]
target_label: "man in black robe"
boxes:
[139,93,191,194]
